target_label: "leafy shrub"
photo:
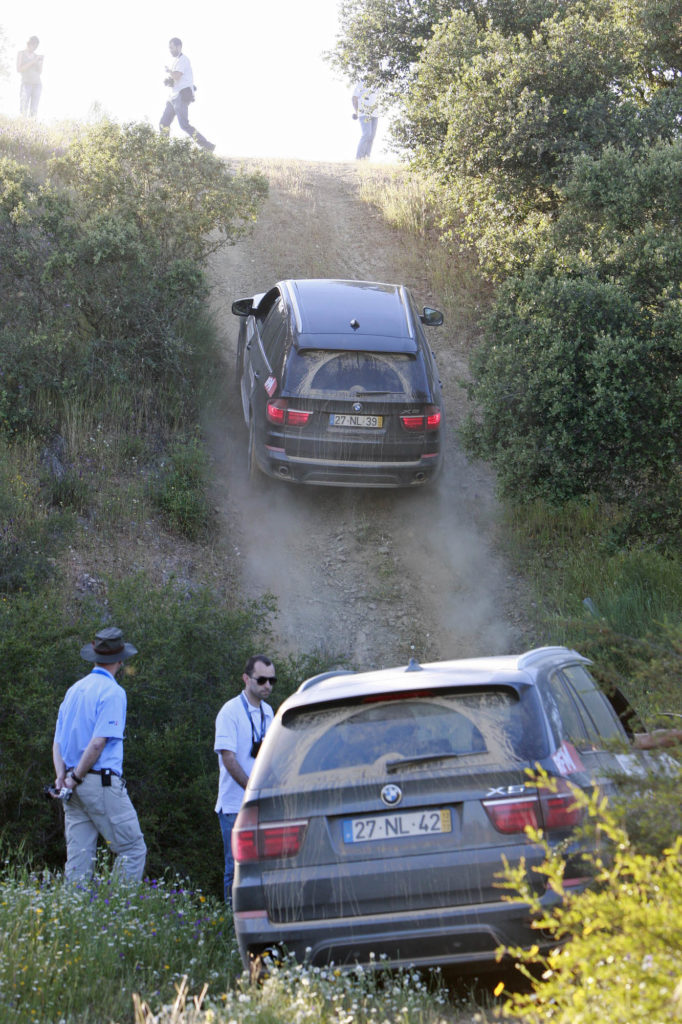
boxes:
[462,268,680,508]
[152,438,212,540]
[0,121,267,440]
[500,782,682,1024]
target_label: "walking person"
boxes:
[352,80,379,159]
[51,627,147,882]
[159,37,215,151]
[214,655,275,903]
[17,35,43,117]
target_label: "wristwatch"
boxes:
[69,770,83,785]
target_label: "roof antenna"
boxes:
[350,318,360,330]
[406,646,422,672]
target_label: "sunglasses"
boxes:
[252,675,276,686]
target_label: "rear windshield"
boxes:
[250,689,549,792]
[282,350,429,401]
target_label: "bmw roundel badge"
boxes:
[381,784,403,807]
[353,402,363,413]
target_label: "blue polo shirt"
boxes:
[54,667,126,772]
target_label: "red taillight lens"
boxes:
[261,823,308,858]
[539,778,584,829]
[400,405,441,432]
[483,778,584,835]
[232,805,260,861]
[266,399,311,426]
[286,408,312,426]
[232,805,308,863]
[483,796,540,834]
[401,413,425,430]
[426,407,442,430]
[266,399,287,425]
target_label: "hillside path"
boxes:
[206,160,525,669]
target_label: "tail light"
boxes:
[483,777,583,834]
[232,804,308,863]
[400,405,441,432]
[266,399,312,426]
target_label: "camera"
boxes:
[250,740,262,758]
[43,784,72,802]
[163,76,175,88]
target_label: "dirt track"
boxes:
[206,160,525,670]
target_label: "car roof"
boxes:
[281,279,420,355]
[287,647,591,713]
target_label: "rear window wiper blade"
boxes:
[385,751,486,773]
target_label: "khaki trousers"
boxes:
[63,773,147,881]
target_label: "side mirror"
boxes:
[420,307,444,327]
[231,297,255,317]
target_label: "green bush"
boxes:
[152,438,212,540]
[500,781,682,1024]
[0,120,267,440]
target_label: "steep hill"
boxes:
[206,160,526,669]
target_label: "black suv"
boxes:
[231,647,652,974]
[231,279,445,487]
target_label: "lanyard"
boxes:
[92,667,114,679]
[240,692,266,744]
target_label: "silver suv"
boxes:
[232,647,645,973]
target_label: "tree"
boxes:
[461,140,682,507]
[326,1,586,94]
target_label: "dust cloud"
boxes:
[205,160,524,672]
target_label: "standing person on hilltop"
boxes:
[51,627,147,881]
[214,655,276,904]
[352,80,379,160]
[17,35,43,117]
[159,37,215,152]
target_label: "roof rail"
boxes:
[517,646,587,669]
[297,669,356,692]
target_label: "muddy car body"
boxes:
[231,646,648,973]
[232,278,445,487]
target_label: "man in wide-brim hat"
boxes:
[52,627,147,881]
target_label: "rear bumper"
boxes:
[258,446,442,488]
[234,893,559,971]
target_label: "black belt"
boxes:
[89,768,121,776]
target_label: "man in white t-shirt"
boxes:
[214,654,275,903]
[159,37,215,152]
[352,81,379,159]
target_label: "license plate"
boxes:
[342,808,452,844]
[329,414,383,428]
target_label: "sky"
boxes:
[0,0,393,162]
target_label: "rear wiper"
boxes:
[348,388,397,395]
[385,751,485,773]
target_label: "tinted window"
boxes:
[260,301,287,367]
[561,665,626,743]
[541,671,593,751]
[283,351,429,401]
[250,689,549,792]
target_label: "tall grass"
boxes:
[503,499,682,639]
[0,860,239,1023]
[134,954,459,1024]
[356,163,492,348]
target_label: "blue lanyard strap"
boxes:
[91,667,113,678]
[240,692,265,742]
